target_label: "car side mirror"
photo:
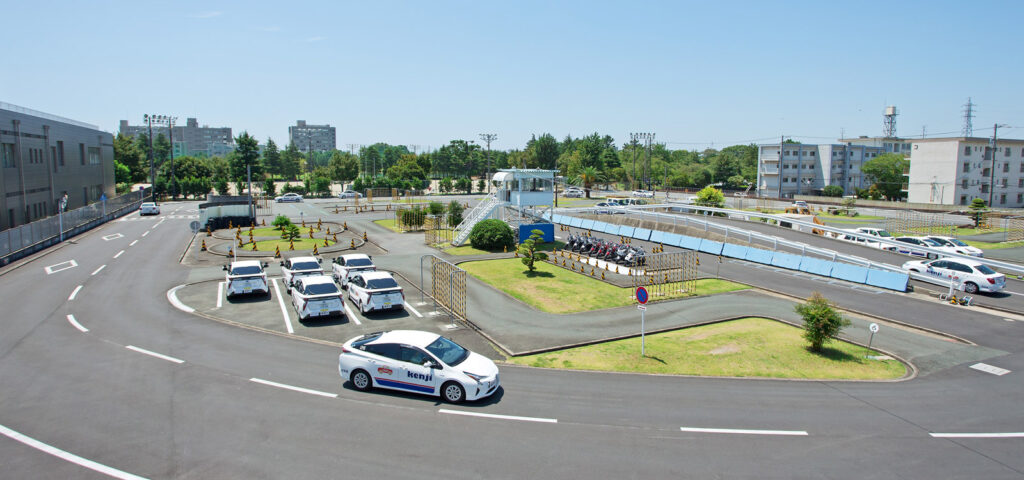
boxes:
[279,261,285,267]
[222,265,228,271]
[262,262,269,268]
[424,360,439,369]
[318,258,323,264]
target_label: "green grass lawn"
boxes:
[510,317,906,380]
[443,240,567,256]
[964,240,1024,250]
[247,237,336,251]
[817,211,884,220]
[461,258,748,314]
[373,219,407,233]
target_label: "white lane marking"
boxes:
[129,240,138,247]
[343,301,361,325]
[931,432,1024,438]
[68,285,83,301]
[167,285,195,313]
[249,378,337,398]
[0,423,147,480]
[216,282,225,309]
[141,231,149,237]
[405,302,423,318]
[102,233,124,241]
[91,265,106,276]
[271,279,294,334]
[970,363,1011,376]
[439,409,557,424]
[125,345,184,364]
[66,314,88,333]
[113,250,124,259]
[679,426,808,436]
[44,260,77,275]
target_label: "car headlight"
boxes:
[463,372,485,382]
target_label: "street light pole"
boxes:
[479,133,497,194]
[989,123,1008,207]
[168,116,177,200]
[144,114,155,202]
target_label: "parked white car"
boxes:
[347,271,405,314]
[338,330,500,403]
[925,236,984,257]
[139,202,160,215]
[632,190,654,198]
[563,188,583,198]
[332,253,376,288]
[275,193,303,203]
[280,256,324,288]
[902,258,1005,294]
[223,260,270,298]
[892,236,942,259]
[290,275,344,320]
[339,190,363,199]
[833,229,896,251]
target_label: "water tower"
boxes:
[883,106,898,138]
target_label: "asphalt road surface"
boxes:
[1,200,1023,479]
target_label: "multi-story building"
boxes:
[756,142,885,199]
[288,120,336,153]
[1,102,115,230]
[119,117,234,157]
[904,137,1024,207]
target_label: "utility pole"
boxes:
[479,133,497,193]
[990,123,1008,207]
[168,116,177,199]
[629,133,640,191]
[144,114,155,202]
[645,133,655,191]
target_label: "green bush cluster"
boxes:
[469,219,514,250]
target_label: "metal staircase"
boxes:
[452,193,503,246]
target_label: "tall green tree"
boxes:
[328,151,360,181]
[232,132,261,182]
[861,153,909,200]
[281,141,302,180]
[577,166,601,199]
[113,133,147,183]
[263,138,281,179]
[526,133,559,169]
[153,133,171,166]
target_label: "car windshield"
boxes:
[871,230,893,237]
[346,258,373,267]
[230,265,262,275]
[142,203,155,207]
[425,336,469,366]
[305,283,339,295]
[921,238,941,246]
[366,277,399,289]
[948,238,968,246]
[975,264,997,275]
[292,261,321,271]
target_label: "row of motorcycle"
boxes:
[566,233,646,267]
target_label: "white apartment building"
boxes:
[288,120,336,153]
[756,143,885,198]
[905,137,1024,207]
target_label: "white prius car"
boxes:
[290,275,345,320]
[331,253,376,288]
[281,256,323,288]
[139,202,160,215]
[223,260,270,298]
[925,236,984,257]
[902,257,1005,294]
[347,271,405,314]
[339,330,500,403]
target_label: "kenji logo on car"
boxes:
[407,371,432,382]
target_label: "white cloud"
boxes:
[305,36,326,43]
[191,11,223,19]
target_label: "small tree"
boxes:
[694,185,725,208]
[428,201,445,216]
[264,178,277,197]
[281,224,301,242]
[822,185,844,197]
[447,200,464,227]
[794,292,850,352]
[840,196,857,216]
[440,177,454,194]
[272,215,292,230]
[215,178,230,195]
[518,229,549,272]
[969,198,988,228]
[476,178,486,193]
[455,177,472,194]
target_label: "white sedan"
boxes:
[139,202,160,215]
[339,330,500,403]
[902,258,1005,294]
[281,256,323,288]
[275,193,303,203]
[290,275,345,320]
[331,253,375,288]
[925,236,984,257]
[893,236,941,259]
[632,190,654,198]
[347,271,405,314]
[223,260,270,298]
[338,190,363,199]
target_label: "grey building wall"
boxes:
[119,117,233,157]
[756,142,884,199]
[288,120,336,152]
[0,103,114,230]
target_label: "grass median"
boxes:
[509,317,906,380]
[460,258,748,314]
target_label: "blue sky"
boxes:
[2,0,1021,151]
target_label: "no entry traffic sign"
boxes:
[636,286,648,305]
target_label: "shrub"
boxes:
[282,183,307,195]
[447,201,464,227]
[518,229,549,272]
[272,215,291,230]
[264,179,277,197]
[428,201,445,216]
[794,292,850,352]
[281,224,301,241]
[400,207,427,230]
[469,219,514,251]
[822,185,844,197]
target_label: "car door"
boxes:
[925,260,950,279]
[398,346,439,395]
[349,275,366,304]
[362,343,402,390]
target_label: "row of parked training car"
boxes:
[832,227,983,258]
[222,253,405,320]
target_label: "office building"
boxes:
[756,142,886,199]
[119,117,234,157]
[1,102,115,230]
[288,120,336,152]
[904,137,1024,207]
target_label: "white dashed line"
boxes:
[0,423,147,480]
[125,345,184,364]
[113,250,124,259]
[91,265,106,276]
[167,285,195,313]
[343,301,361,325]
[66,315,88,333]
[439,409,557,424]
[250,378,338,398]
[405,302,423,318]
[970,363,1011,376]
[216,281,225,309]
[44,260,77,275]
[141,231,149,237]
[68,285,82,301]
[129,240,138,247]
[931,432,1024,439]
[271,279,295,334]
[680,426,808,436]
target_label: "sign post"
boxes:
[867,322,879,356]
[636,287,649,356]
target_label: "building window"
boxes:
[1000,194,1007,205]
[810,151,815,157]
[1019,178,1023,188]
[963,163,970,173]
[1,143,14,168]
[960,195,967,205]
[964,146,971,155]
[87,147,101,165]
[80,143,85,165]
[1018,193,1023,203]
[1006,148,1011,157]
[1005,163,1010,173]
[962,179,969,189]
[57,141,64,166]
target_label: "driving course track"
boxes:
[1,200,1023,479]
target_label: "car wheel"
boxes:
[909,269,919,273]
[351,370,372,391]
[361,300,369,314]
[442,382,465,403]
[927,253,937,260]
[964,282,979,294]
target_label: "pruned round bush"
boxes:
[469,219,514,251]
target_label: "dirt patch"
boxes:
[709,343,741,355]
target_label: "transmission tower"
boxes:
[883,106,898,138]
[478,133,497,193]
[961,97,975,137]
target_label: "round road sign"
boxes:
[869,323,879,333]
[636,286,649,305]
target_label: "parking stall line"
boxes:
[249,378,338,398]
[405,302,423,318]
[66,315,88,333]
[271,279,295,334]
[0,423,147,480]
[113,250,124,259]
[438,409,557,424]
[91,265,106,276]
[68,285,82,301]
[930,432,1024,439]
[129,240,138,247]
[343,301,361,325]
[125,345,184,364]
[141,231,149,237]
[680,426,808,436]
[216,282,225,309]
